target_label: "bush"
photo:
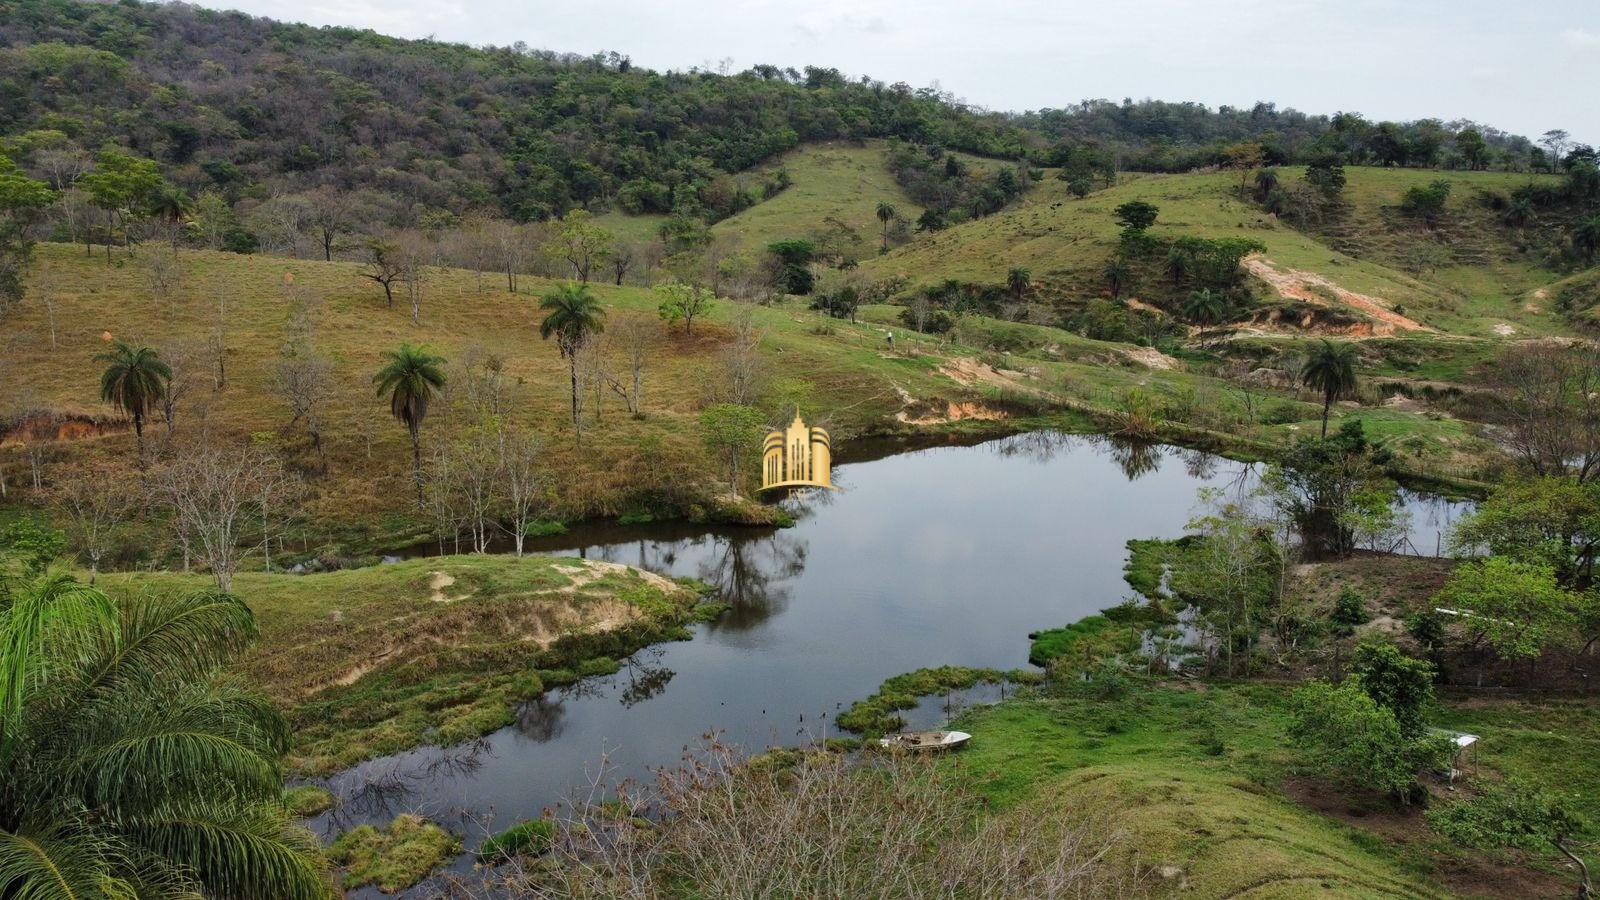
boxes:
[327,814,462,893]
[1331,587,1368,635]
[1287,680,1451,804]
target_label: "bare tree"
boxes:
[1489,341,1600,482]
[498,426,545,557]
[491,220,528,293]
[605,316,652,416]
[155,337,204,435]
[457,344,509,418]
[720,306,766,405]
[274,353,333,462]
[609,240,635,286]
[393,230,434,325]
[447,426,502,553]
[50,461,137,584]
[305,185,352,262]
[30,267,58,349]
[152,442,289,592]
[142,251,185,305]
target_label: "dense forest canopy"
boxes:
[0,0,1567,234]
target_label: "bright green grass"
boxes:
[327,814,460,893]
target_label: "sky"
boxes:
[199,0,1599,145]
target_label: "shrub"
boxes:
[1287,680,1452,804]
[327,814,462,892]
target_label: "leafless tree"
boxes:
[448,426,503,553]
[155,337,204,435]
[29,267,59,349]
[275,353,333,463]
[605,316,652,416]
[305,185,352,261]
[498,426,545,557]
[457,344,509,418]
[907,296,933,333]
[609,240,635,286]
[151,442,291,592]
[1489,340,1600,482]
[491,220,529,293]
[720,306,765,405]
[393,230,434,324]
[49,461,138,584]
[141,252,184,307]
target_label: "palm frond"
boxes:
[125,802,334,900]
[0,825,122,900]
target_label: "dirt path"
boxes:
[1245,256,1431,335]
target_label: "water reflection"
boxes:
[514,693,567,741]
[619,650,675,708]
[698,530,808,632]
[1106,438,1164,480]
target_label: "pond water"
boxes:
[311,432,1468,893]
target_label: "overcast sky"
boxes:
[200,0,1599,145]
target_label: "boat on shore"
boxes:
[877,730,972,752]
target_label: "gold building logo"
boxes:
[760,413,838,492]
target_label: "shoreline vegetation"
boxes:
[101,555,711,774]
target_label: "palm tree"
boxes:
[373,343,447,504]
[1300,338,1359,438]
[1573,214,1600,266]
[1184,288,1227,345]
[1006,267,1031,301]
[1103,258,1131,299]
[147,183,194,251]
[1165,247,1191,287]
[1253,167,1279,202]
[0,570,331,899]
[96,340,171,465]
[875,201,896,252]
[539,283,607,430]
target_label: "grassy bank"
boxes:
[101,555,706,773]
[942,679,1592,898]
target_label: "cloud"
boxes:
[1562,27,1600,48]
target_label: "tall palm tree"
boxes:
[1573,214,1600,266]
[1103,258,1131,299]
[875,201,896,252]
[96,340,171,465]
[1165,247,1191,287]
[0,570,332,899]
[1300,338,1359,438]
[373,343,447,505]
[539,283,606,430]
[1184,288,1227,345]
[147,183,194,251]
[1006,267,1031,301]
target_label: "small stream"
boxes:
[308,432,1469,895]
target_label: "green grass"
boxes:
[100,555,701,773]
[476,818,555,864]
[946,679,1594,898]
[283,785,334,817]
[327,813,461,893]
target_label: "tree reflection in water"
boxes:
[515,692,568,742]
[1105,437,1164,480]
[696,528,809,632]
[620,648,675,708]
[318,738,489,835]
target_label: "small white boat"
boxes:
[878,730,971,752]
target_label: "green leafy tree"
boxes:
[1350,641,1435,737]
[1432,556,1578,662]
[544,209,613,283]
[0,152,56,309]
[96,340,171,465]
[1288,679,1450,804]
[539,283,606,428]
[79,148,162,261]
[767,240,816,295]
[700,404,765,492]
[1448,477,1600,587]
[1006,266,1030,301]
[373,343,447,504]
[1304,156,1347,200]
[1112,200,1159,232]
[1265,421,1395,559]
[1067,176,1092,199]
[875,201,895,252]
[0,565,332,899]
[654,280,713,335]
[146,182,194,250]
[1399,180,1452,224]
[1299,338,1359,438]
[1455,127,1489,170]
[1427,780,1592,899]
